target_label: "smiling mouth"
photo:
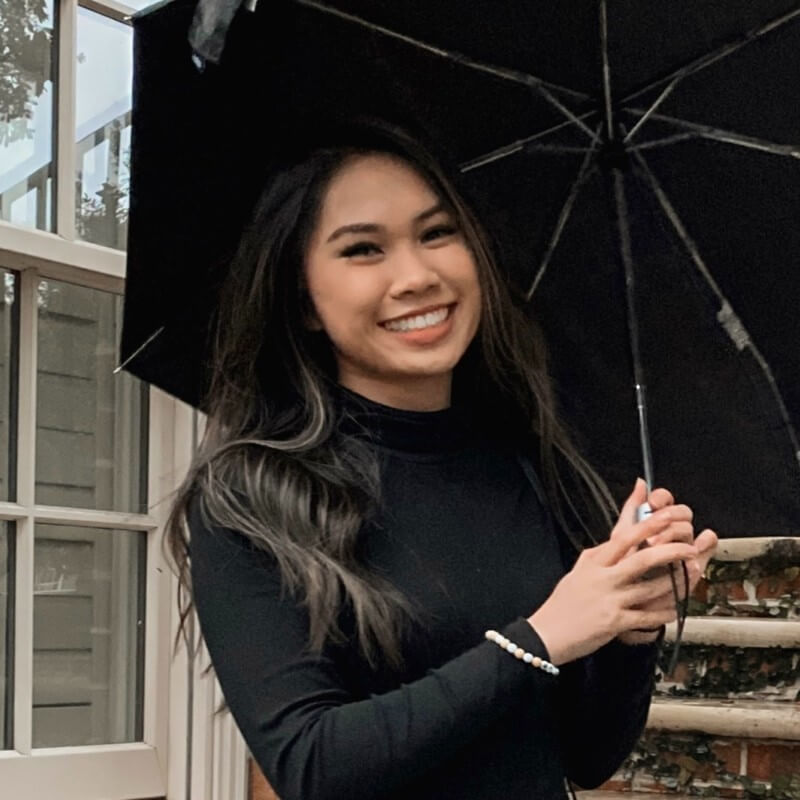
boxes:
[381,304,454,333]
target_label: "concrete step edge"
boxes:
[647,696,800,739]
[664,616,800,647]
[714,536,800,561]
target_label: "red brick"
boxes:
[756,579,785,599]
[716,786,745,798]
[747,742,800,781]
[669,661,691,684]
[711,740,742,776]
[598,777,631,791]
[631,776,670,793]
[693,579,709,603]
[250,759,280,800]
[721,583,749,601]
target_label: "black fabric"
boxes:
[189,389,663,799]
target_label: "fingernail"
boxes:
[646,535,658,545]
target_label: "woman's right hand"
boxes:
[527,479,697,665]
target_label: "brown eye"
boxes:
[340,242,382,258]
[422,225,457,243]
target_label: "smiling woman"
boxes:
[165,120,714,800]
[304,154,481,410]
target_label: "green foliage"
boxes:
[0,0,53,146]
[655,645,800,699]
[741,773,800,799]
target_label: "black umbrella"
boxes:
[122,0,800,540]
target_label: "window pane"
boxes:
[0,523,13,750]
[0,270,18,502]
[32,524,145,748]
[36,279,148,512]
[75,9,132,250]
[0,0,55,231]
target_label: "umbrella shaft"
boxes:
[611,168,656,492]
[635,382,655,491]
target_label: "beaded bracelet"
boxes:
[484,630,560,676]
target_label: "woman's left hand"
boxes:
[615,487,719,645]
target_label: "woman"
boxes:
[166,121,718,800]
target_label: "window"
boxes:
[0,0,56,232]
[0,1,169,797]
[36,279,147,512]
[75,9,132,250]
[0,1,249,797]
[1,522,13,750]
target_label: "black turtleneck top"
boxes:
[188,389,663,800]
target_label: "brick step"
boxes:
[647,697,800,739]
[584,541,800,797]
[601,731,800,797]
[692,537,800,620]
[654,619,800,703]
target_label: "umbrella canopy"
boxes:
[123,0,800,537]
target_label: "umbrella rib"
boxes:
[599,0,614,139]
[632,149,800,474]
[619,4,800,108]
[525,135,600,302]
[622,80,678,143]
[515,143,594,155]
[114,326,165,374]
[460,113,600,173]
[624,110,800,159]
[292,0,599,141]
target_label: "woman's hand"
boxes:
[527,480,699,665]
[615,485,718,645]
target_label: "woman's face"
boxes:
[304,154,481,410]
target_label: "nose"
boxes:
[388,245,442,297]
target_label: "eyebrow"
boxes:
[325,202,447,244]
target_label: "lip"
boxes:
[379,303,455,326]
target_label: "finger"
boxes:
[612,541,698,583]
[613,478,648,533]
[629,560,701,604]
[621,572,678,606]
[648,487,674,511]
[632,593,682,612]
[622,607,679,631]
[691,530,719,577]
[695,528,719,555]
[602,507,694,566]
[643,521,694,547]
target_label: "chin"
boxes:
[394,353,463,377]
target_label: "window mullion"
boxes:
[13,269,40,755]
[79,0,135,25]
[56,0,78,241]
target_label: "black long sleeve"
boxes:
[558,633,663,789]
[190,512,560,800]
[188,393,661,798]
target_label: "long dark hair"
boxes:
[165,120,616,669]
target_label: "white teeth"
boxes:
[384,306,450,332]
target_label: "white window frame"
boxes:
[0,0,250,796]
